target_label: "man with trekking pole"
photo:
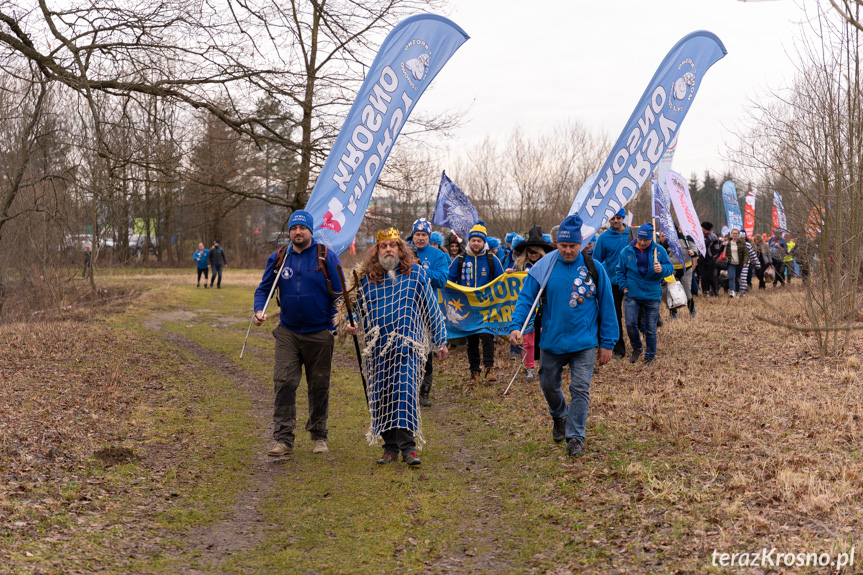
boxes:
[252,210,343,458]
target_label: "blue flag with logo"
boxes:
[721,180,744,232]
[432,170,479,238]
[576,31,726,234]
[305,15,469,255]
[652,173,685,264]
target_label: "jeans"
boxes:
[727,263,741,293]
[537,348,595,442]
[210,265,223,287]
[625,296,660,360]
[611,284,626,356]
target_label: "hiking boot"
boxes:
[612,351,625,360]
[656,317,664,327]
[484,367,497,382]
[469,371,481,384]
[552,417,566,443]
[644,358,654,367]
[376,451,398,465]
[419,393,432,407]
[567,438,585,458]
[312,440,328,454]
[629,348,643,363]
[403,451,422,466]
[525,367,536,381]
[267,442,293,457]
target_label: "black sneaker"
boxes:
[419,394,432,407]
[376,451,398,465]
[403,451,421,466]
[566,438,585,458]
[629,348,643,363]
[552,417,566,443]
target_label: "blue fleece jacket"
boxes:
[615,241,674,302]
[509,250,619,354]
[448,249,503,288]
[414,244,451,289]
[193,249,209,270]
[253,239,343,333]
[593,225,629,286]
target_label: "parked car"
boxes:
[129,234,158,257]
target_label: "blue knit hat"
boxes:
[408,217,432,241]
[505,232,518,245]
[511,235,525,249]
[556,214,583,243]
[542,233,552,244]
[615,208,626,218]
[430,231,444,246]
[637,223,653,239]
[288,210,313,232]
[468,220,488,241]
[487,236,500,250]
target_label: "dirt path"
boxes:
[144,310,282,571]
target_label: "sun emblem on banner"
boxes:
[400,39,431,90]
[669,58,697,113]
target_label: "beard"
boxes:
[379,253,399,279]
[292,234,311,248]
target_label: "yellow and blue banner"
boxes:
[438,272,529,338]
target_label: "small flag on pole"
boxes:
[432,171,478,238]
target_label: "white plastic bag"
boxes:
[666,279,687,310]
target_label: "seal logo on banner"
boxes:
[669,58,697,112]
[444,292,472,327]
[401,39,431,90]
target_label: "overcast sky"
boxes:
[418,0,815,184]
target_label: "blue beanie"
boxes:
[505,232,517,244]
[542,233,552,244]
[487,236,500,250]
[468,221,488,241]
[556,214,583,244]
[430,231,444,246]
[410,218,432,238]
[637,223,653,239]
[615,208,626,218]
[288,210,313,231]
[511,235,525,249]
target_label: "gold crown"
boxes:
[375,227,401,243]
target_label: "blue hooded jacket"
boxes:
[616,240,674,301]
[193,249,209,270]
[415,244,451,289]
[593,225,629,286]
[448,249,503,288]
[253,239,343,333]
[509,250,618,354]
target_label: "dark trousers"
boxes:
[697,258,717,295]
[381,428,416,455]
[467,333,494,372]
[611,284,626,356]
[755,266,766,289]
[210,265,223,287]
[420,352,434,397]
[196,268,208,284]
[772,260,786,286]
[272,326,334,446]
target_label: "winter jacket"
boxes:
[193,249,209,270]
[208,246,228,267]
[616,241,675,302]
[724,238,749,267]
[448,249,503,288]
[593,225,629,286]
[253,239,343,333]
[510,250,618,354]
[414,244,451,290]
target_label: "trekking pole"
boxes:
[240,242,291,359]
[342,268,369,407]
[503,343,527,395]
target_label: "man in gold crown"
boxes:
[342,228,448,466]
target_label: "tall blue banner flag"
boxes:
[305,15,469,254]
[576,31,726,235]
[652,174,685,264]
[721,180,744,232]
[432,170,478,238]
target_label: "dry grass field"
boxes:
[0,273,861,573]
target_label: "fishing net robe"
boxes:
[354,263,447,447]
